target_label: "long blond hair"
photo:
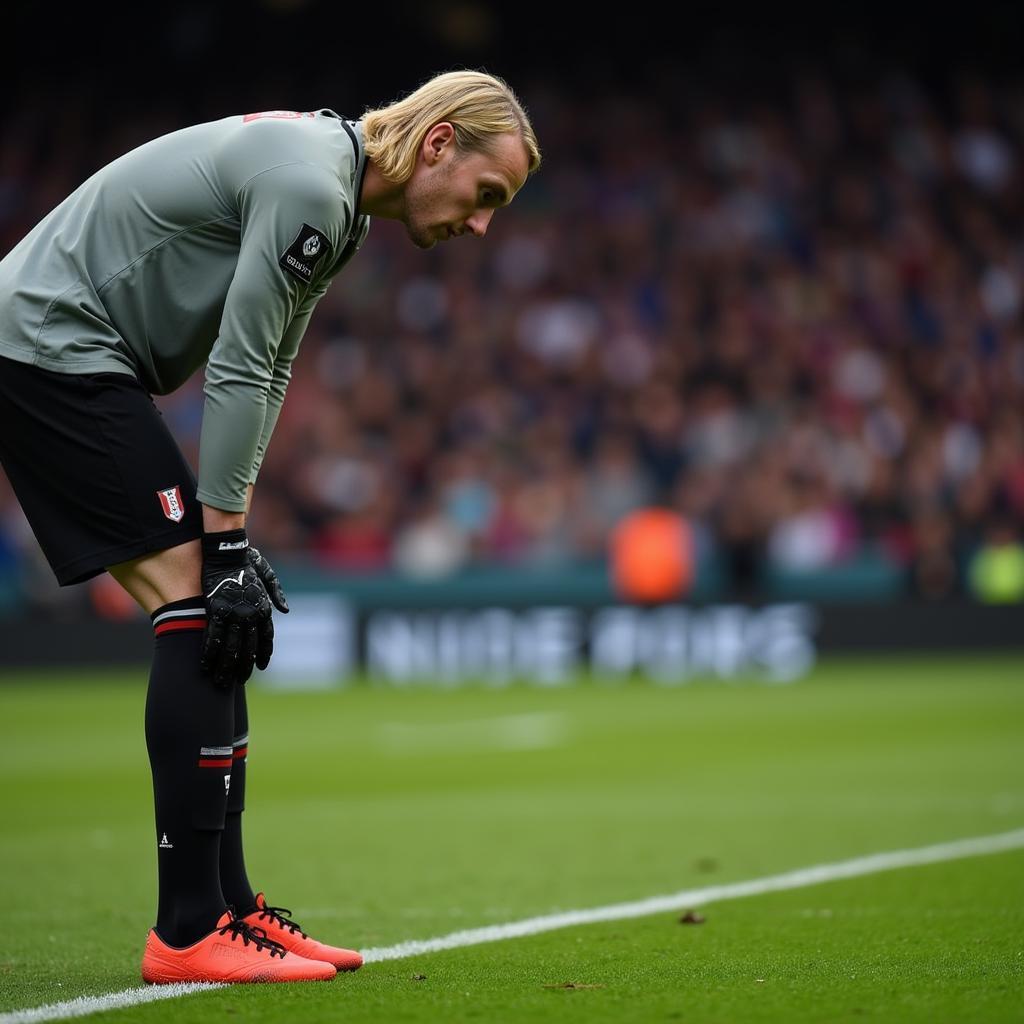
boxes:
[362,70,541,183]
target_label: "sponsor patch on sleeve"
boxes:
[280,224,332,283]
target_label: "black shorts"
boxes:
[0,355,203,585]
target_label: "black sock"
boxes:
[146,596,232,947]
[220,684,257,916]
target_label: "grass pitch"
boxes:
[0,655,1021,1022]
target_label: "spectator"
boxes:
[2,64,1024,606]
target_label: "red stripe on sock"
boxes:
[198,758,233,768]
[233,746,248,759]
[155,618,207,636]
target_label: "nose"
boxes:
[465,209,495,237]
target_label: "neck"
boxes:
[357,160,405,220]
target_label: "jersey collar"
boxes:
[343,118,369,239]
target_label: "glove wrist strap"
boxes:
[202,528,250,570]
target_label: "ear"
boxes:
[422,122,456,166]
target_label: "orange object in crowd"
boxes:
[610,507,694,603]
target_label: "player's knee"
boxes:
[156,541,203,598]
[108,539,202,613]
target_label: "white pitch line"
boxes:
[362,827,1024,961]
[4,828,1023,1023]
[376,712,568,755]
[0,983,225,1024]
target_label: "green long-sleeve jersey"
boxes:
[0,108,370,512]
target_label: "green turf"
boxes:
[0,655,1021,1022]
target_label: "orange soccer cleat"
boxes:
[243,893,364,971]
[141,909,337,984]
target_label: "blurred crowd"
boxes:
[2,67,1024,607]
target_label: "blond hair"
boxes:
[361,70,541,184]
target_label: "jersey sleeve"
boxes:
[248,280,329,485]
[197,162,349,512]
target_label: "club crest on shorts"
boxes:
[157,486,185,523]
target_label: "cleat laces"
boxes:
[256,902,309,940]
[218,915,288,958]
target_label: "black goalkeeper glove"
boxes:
[247,544,290,616]
[200,529,289,688]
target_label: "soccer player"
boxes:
[0,70,540,984]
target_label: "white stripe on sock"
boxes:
[152,607,206,627]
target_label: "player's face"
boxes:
[402,131,530,249]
